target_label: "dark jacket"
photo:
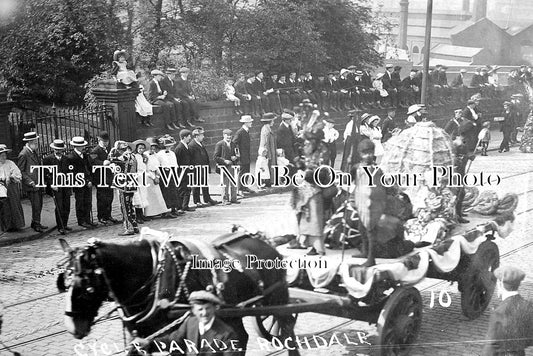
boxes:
[276,122,296,162]
[232,127,251,165]
[147,79,164,104]
[174,77,194,99]
[234,79,249,97]
[483,294,533,356]
[160,76,177,99]
[90,145,113,187]
[444,118,461,140]
[470,73,484,87]
[154,316,240,356]
[214,140,238,174]
[65,149,93,187]
[17,146,42,192]
[451,73,464,87]
[189,139,211,173]
[174,142,192,167]
[42,153,72,196]
[382,71,395,90]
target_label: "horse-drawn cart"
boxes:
[161,215,511,356]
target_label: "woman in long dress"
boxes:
[143,138,171,218]
[0,145,25,232]
[360,115,384,163]
[289,130,330,255]
[131,140,151,224]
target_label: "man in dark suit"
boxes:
[444,109,463,140]
[214,129,239,205]
[65,137,96,229]
[90,131,119,225]
[148,69,178,131]
[470,68,484,87]
[265,73,280,114]
[233,73,252,115]
[483,265,533,356]
[163,68,186,129]
[461,99,481,151]
[18,132,48,232]
[251,71,269,114]
[190,128,218,207]
[276,112,296,163]
[381,109,398,143]
[174,67,205,125]
[233,115,253,193]
[132,291,241,356]
[174,129,194,212]
[382,64,398,107]
[42,139,71,234]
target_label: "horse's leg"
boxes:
[223,317,248,356]
[278,315,300,356]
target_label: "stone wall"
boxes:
[136,95,506,162]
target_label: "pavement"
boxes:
[0,127,514,248]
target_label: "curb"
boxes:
[0,186,293,248]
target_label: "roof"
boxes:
[491,19,533,36]
[432,44,484,57]
[425,58,473,67]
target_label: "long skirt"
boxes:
[298,193,325,237]
[1,183,25,231]
[144,177,169,217]
[119,192,137,233]
[159,182,180,210]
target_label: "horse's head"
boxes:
[57,238,109,339]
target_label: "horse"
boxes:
[56,228,299,355]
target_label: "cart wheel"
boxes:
[376,287,423,356]
[254,313,298,341]
[460,240,499,320]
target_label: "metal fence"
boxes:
[8,102,117,159]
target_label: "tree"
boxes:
[0,0,124,104]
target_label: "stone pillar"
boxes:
[91,81,139,142]
[399,0,409,50]
[473,0,487,21]
[0,100,14,150]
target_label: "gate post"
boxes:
[91,81,139,142]
[0,100,14,150]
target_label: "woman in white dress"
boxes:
[143,138,171,218]
[360,115,384,163]
[130,140,151,224]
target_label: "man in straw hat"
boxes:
[483,265,533,356]
[214,129,239,205]
[233,115,253,194]
[17,132,48,233]
[131,290,241,355]
[65,136,97,229]
[91,131,120,226]
[43,139,71,235]
[259,113,278,187]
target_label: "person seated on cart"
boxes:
[404,173,456,246]
[130,291,242,356]
[483,265,533,356]
[351,139,413,265]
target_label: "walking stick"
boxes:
[277,92,283,113]
[52,190,66,232]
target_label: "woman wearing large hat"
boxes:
[142,137,171,218]
[359,115,384,163]
[111,50,137,87]
[0,144,25,232]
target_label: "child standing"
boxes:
[478,121,491,156]
[322,115,339,168]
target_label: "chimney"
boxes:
[473,0,487,21]
[398,0,409,50]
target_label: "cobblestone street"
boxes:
[1,147,533,356]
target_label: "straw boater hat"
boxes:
[179,67,190,73]
[407,104,421,115]
[70,136,88,147]
[281,113,293,121]
[113,50,127,61]
[360,113,372,125]
[150,69,165,76]
[261,112,277,122]
[22,132,39,141]
[368,115,381,125]
[239,115,253,123]
[50,139,66,150]
[0,144,12,155]
[375,73,385,80]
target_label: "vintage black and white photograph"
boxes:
[0,0,532,355]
